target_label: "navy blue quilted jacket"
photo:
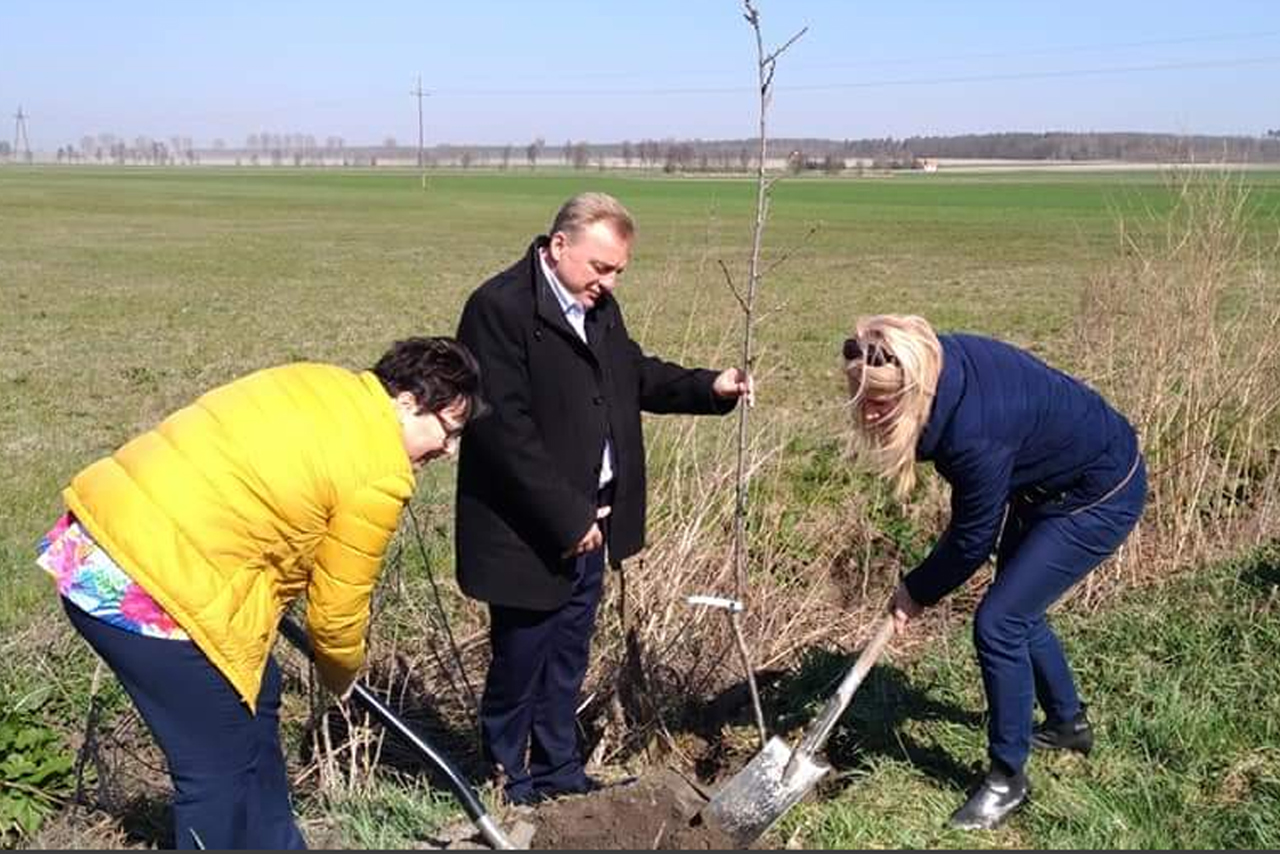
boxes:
[903,334,1140,606]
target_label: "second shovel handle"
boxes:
[794,615,896,759]
[276,617,514,849]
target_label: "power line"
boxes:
[25,34,1280,142]
[425,55,1280,97]
[30,30,1280,130]
[378,28,1280,91]
[781,55,1280,93]
[789,28,1280,73]
[390,28,1280,85]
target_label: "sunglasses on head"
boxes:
[843,337,898,367]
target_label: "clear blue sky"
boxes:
[3,0,1278,149]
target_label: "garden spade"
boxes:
[703,615,896,846]
[278,617,516,850]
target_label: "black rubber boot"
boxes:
[948,765,1030,831]
[1031,706,1094,756]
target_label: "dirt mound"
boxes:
[529,769,745,850]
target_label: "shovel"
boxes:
[277,616,516,850]
[704,615,896,846]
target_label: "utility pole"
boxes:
[13,105,32,162]
[410,76,429,189]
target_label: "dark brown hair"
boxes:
[372,337,487,420]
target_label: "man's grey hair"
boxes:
[550,192,636,241]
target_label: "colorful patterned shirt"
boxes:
[37,513,188,640]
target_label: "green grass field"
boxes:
[773,549,1280,849]
[3,166,1280,848]
[6,166,1278,562]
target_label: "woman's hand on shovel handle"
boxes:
[890,581,924,634]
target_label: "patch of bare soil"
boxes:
[529,769,746,850]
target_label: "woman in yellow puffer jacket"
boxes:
[37,337,483,850]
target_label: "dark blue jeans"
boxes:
[480,547,606,803]
[64,600,306,850]
[976,458,1147,774]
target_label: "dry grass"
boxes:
[1074,169,1280,603]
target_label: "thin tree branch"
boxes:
[754,298,792,328]
[719,259,749,314]
[407,505,481,724]
[763,223,822,278]
[729,610,768,750]
[734,0,805,601]
[764,27,809,67]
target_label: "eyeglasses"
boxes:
[432,412,466,443]
[842,337,898,367]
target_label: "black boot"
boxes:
[948,765,1029,830]
[1031,706,1093,756]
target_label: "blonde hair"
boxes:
[550,192,636,241]
[845,315,943,499]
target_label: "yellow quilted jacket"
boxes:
[64,363,415,711]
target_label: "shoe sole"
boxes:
[948,795,1030,831]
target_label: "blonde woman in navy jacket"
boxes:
[844,315,1146,830]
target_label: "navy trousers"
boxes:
[976,459,1147,774]
[64,601,306,850]
[480,547,606,803]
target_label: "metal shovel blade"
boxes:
[703,617,897,847]
[703,736,830,846]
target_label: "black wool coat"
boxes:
[454,237,735,610]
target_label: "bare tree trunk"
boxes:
[732,2,807,601]
[727,0,807,751]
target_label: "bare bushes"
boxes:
[575,404,945,764]
[1077,169,1280,587]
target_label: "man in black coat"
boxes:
[455,192,752,805]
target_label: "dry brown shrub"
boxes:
[1074,168,1280,605]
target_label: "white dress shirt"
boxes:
[539,249,614,491]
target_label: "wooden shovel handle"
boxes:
[793,615,896,760]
